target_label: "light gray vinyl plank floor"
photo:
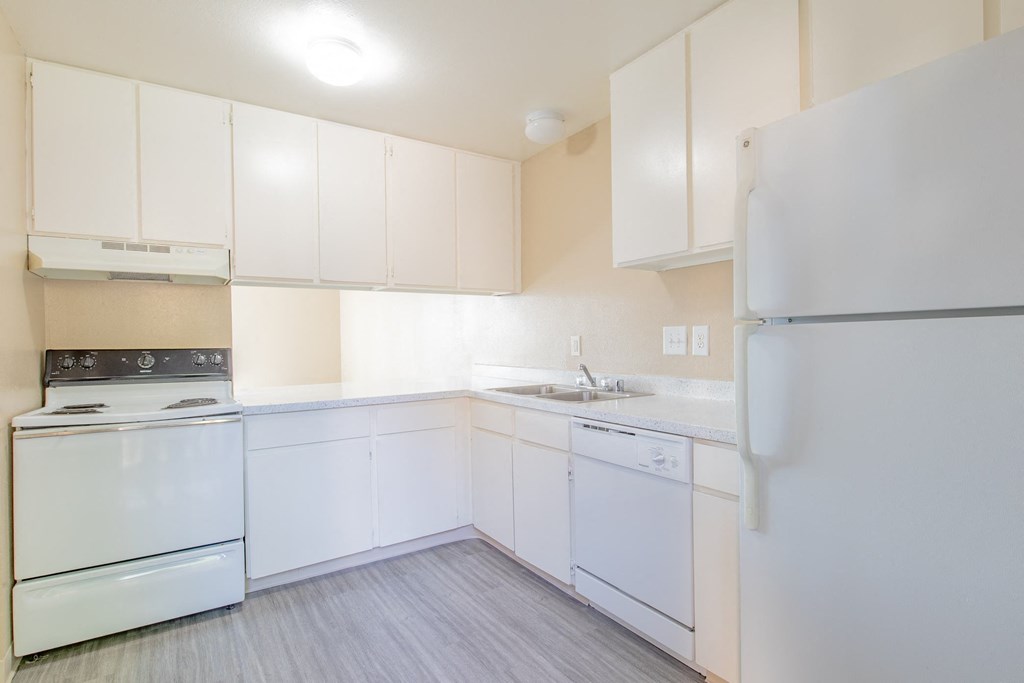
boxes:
[15,540,703,683]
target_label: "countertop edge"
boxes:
[240,386,737,445]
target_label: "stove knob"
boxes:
[210,352,223,366]
[80,356,96,370]
[59,356,76,370]
[193,353,208,367]
[137,353,156,369]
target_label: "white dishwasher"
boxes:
[572,418,695,661]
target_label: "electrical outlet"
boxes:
[570,335,581,357]
[663,326,687,356]
[692,325,709,356]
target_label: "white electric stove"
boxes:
[12,348,245,656]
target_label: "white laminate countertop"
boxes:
[236,376,737,445]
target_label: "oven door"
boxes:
[13,415,243,580]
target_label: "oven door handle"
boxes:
[13,415,242,440]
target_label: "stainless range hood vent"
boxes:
[108,271,173,282]
[28,235,230,285]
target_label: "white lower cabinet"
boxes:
[376,427,460,546]
[513,441,572,583]
[692,442,741,683]
[244,401,463,579]
[246,438,373,579]
[470,402,572,583]
[470,427,515,549]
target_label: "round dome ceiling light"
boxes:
[306,38,365,86]
[524,110,566,145]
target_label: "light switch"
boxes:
[663,326,687,355]
[570,335,581,356]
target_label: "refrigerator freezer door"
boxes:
[743,29,1024,319]
[741,315,1024,682]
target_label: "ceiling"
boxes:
[0,0,725,161]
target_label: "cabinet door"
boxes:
[31,62,137,239]
[318,122,387,285]
[139,85,232,246]
[690,0,799,250]
[232,103,318,281]
[809,0,983,104]
[376,427,459,546]
[470,428,514,549]
[456,154,517,292]
[246,438,373,579]
[610,31,688,267]
[386,137,456,288]
[512,442,571,583]
[693,491,740,683]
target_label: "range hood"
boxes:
[27,235,230,285]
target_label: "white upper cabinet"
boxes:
[690,0,799,251]
[27,60,518,292]
[31,62,138,240]
[232,103,319,282]
[809,0,983,104]
[139,85,232,247]
[456,153,518,293]
[610,31,689,268]
[318,122,388,285]
[386,137,457,289]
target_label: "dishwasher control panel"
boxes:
[572,419,692,484]
[637,440,687,476]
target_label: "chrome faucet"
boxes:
[578,363,598,388]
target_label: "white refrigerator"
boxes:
[734,28,1024,683]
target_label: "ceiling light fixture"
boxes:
[525,110,566,144]
[306,38,365,86]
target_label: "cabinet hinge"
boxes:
[568,468,574,482]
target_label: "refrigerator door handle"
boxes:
[734,128,759,321]
[735,322,760,530]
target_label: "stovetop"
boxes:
[16,349,241,430]
[17,384,240,429]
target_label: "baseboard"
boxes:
[3,643,18,683]
[473,532,587,604]
[245,525,479,593]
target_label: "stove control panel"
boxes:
[45,348,232,385]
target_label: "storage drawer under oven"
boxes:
[13,416,244,580]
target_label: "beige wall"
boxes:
[340,118,734,383]
[43,280,232,349]
[0,10,44,667]
[231,286,341,390]
[42,282,344,391]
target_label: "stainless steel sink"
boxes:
[490,384,575,395]
[538,389,651,402]
[488,385,652,402]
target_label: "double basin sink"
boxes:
[490,384,652,403]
